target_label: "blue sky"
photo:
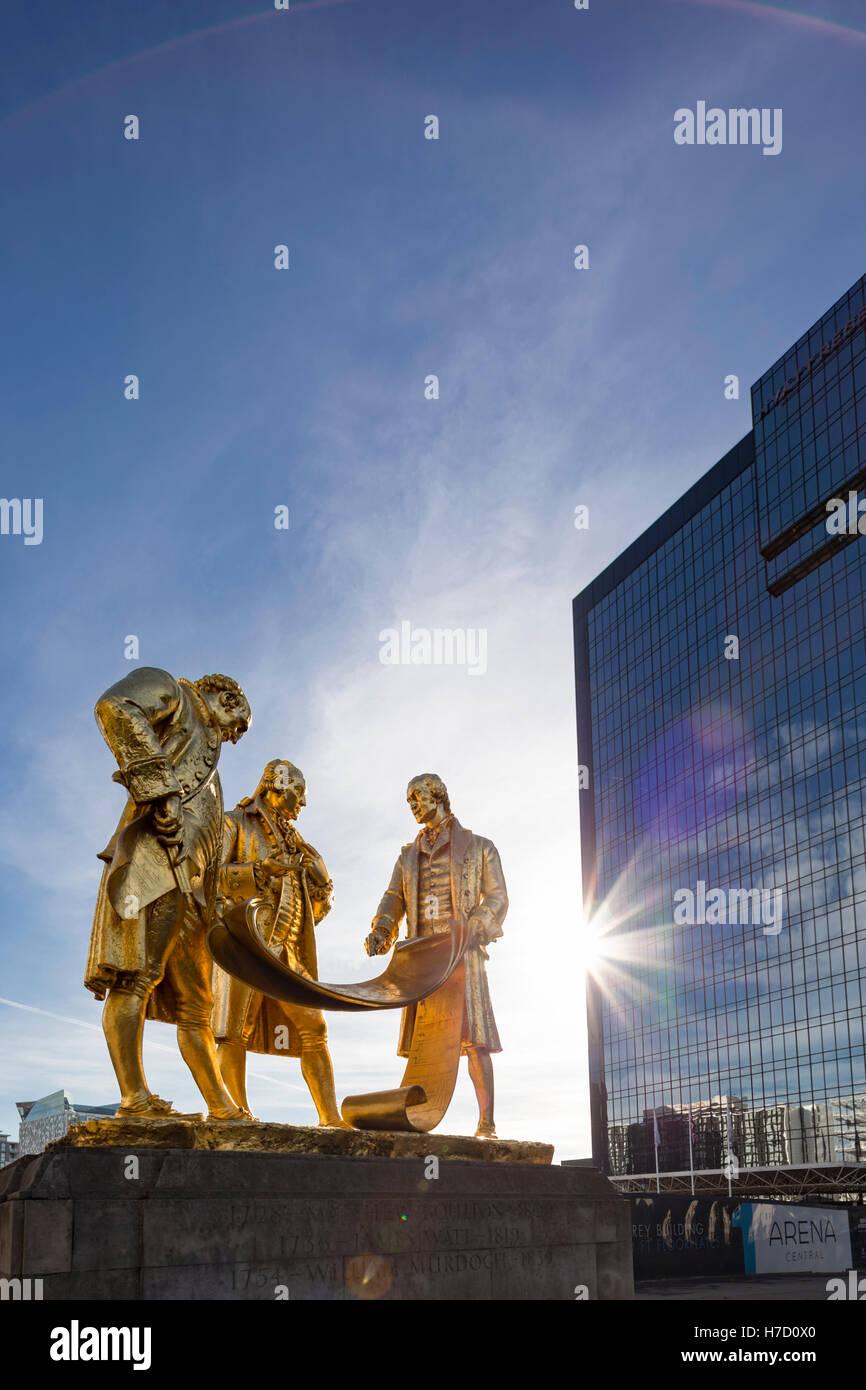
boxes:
[0,0,865,1158]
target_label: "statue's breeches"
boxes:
[154,901,217,1028]
[106,890,216,1029]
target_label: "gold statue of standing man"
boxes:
[212,760,350,1128]
[85,666,251,1120]
[365,774,508,1137]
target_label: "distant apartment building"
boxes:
[0,1133,18,1167]
[16,1089,116,1156]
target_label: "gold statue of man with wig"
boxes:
[86,665,252,1121]
[365,773,508,1137]
[212,759,349,1128]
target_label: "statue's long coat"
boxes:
[373,818,508,1055]
[84,667,224,1023]
[211,800,332,1057]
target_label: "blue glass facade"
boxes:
[575,274,866,1178]
[754,277,866,595]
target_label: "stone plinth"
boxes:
[53,1117,554,1165]
[0,1126,633,1301]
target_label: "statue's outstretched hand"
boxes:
[365,925,391,957]
[467,915,483,943]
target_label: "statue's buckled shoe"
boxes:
[115,1095,203,1121]
[206,1106,253,1122]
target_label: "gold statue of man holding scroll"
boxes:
[212,759,350,1128]
[364,773,508,1137]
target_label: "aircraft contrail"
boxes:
[0,996,306,1091]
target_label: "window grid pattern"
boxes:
[585,279,866,1176]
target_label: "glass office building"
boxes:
[574,273,866,1181]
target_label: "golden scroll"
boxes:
[208,899,468,1012]
[340,957,466,1132]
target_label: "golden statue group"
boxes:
[85,666,508,1138]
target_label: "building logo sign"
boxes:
[733,1203,851,1275]
[756,303,866,422]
